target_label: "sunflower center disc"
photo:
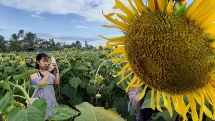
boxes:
[125,11,214,94]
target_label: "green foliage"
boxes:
[74,102,125,121]
[0,48,164,121]
[0,93,13,111]
[6,99,47,121]
[48,105,79,121]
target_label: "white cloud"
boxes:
[31,14,43,19]
[0,26,30,30]
[0,0,130,22]
[75,25,92,29]
[71,19,78,23]
[36,33,104,47]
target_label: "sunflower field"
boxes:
[2,0,215,121]
[0,48,212,121]
[0,48,132,121]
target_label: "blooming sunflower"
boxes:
[100,0,215,120]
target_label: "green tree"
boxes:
[0,35,7,52]
[8,33,23,52]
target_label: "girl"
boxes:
[30,53,60,120]
[128,81,155,121]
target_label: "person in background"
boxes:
[128,80,155,121]
[30,53,60,120]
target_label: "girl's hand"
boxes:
[48,63,55,72]
[54,63,59,72]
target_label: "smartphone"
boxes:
[51,57,56,63]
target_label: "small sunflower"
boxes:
[101,0,215,120]
[98,45,104,52]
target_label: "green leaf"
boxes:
[80,83,88,89]
[13,70,39,81]
[89,70,96,75]
[70,96,83,105]
[175,3,187,15]
[61,84,77,98]
[69,77,81,88]
[74,102,125,121]
[173,1,182,12]
[3,82,10,90]
[113,98,129,119]
[48,105,79,121]
[36,82,52,88]
[0,92,13,111]
[141,90,164,109]
[6,99,47,121]
[108,80,115,91]
[5,66,16,73]
[60,67,72,78]
[76,65,89,71]
[151,109,178,121]
[87,85,97,94]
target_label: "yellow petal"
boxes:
[180,0,186,5]
[113,0,136,20]
[204,24,215,34]
[205,87,215,119]
[102,25,127,31]
[201,9,215,28]
[105,43,119,48]
[138,85,148,100]
[186,0,203,17]
[171,95,181,115]
[128,0,140,16]
[156,91,163,112]
[193,92,212,118]
[200,91,212,119]
[108,46,125,56]
[201,89,212,105]
[126,76,138,92]
[100,35,125,42]
[182,104,190,121]
[167,95,173,117]
[117,72,133,85]
[102,11,128,29]
[148,0,155,12]
[112,57,127,63]
[187,94,198,121]
[208,34,215,40]
[195,7,215,25]
[150,89,155,110]
[132,82,144,87]
[114,63,130,77]
[162,92,173,117]
[116,13,131,24]
[134,0,148,13]
[210,42,215,48]
[190,0,215,21]
[177,95,184,115]
[157,0,164,12]
[166,0,173,14]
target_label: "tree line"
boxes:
[0,29,95,52]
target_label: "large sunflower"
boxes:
[101,0,215,121]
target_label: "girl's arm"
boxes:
[54,64,60,85]
[55,71,60,85]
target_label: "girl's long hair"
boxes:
[35,53,49,69]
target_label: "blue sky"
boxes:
[0,0,193,47]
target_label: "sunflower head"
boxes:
[98,45,104,52]
[101,0,215,120]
